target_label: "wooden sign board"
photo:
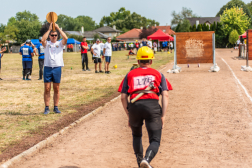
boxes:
[175,31,214,64]
[247,29,252,60]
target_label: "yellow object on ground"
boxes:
[113,64,118,69]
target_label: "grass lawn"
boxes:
[0,50,173,153]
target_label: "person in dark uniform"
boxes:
[118,46,172,168]
[35,37,45,80]
[0,47,7,80]
[19,40,34,80]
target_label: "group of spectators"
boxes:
[81,37,112,74]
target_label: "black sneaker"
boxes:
[82,69,86,71]
[99,70,104,73]
[105,71,108,74]
[107,71,111,74]
[0,78,2,80]
[95,70,99,73]
[38,78,42,80]
[86,69,91,71]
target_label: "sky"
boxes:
[1,0,252,27]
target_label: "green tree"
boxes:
[192,24,197,32]
[15,10,39,22]
[99,8,159,30]
[216,0,252,24]
[229,29,239,46]
[197,24,203,31]
[57,14,97,31]
[171,7,198,28]
[93,33,100,42]
[6,11,41,44]
[215,22,228,48]
[206,24,210,31]
[175,19,191,32]
[212,22,217,31]
[221,6,250,36]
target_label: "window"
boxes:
[109,33,112,37]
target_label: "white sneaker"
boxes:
[140,159,152,168]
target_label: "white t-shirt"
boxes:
[100,42,104,50]
[92,43,101,58]
[170,42,173,48]
[44,40,64,67]
[148,41,152,48]
[104,42,112,56]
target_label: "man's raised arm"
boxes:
[55,23,68,46]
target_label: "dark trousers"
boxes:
[38,59,44,79]
[81,53,89,70]
[128,99,162,165]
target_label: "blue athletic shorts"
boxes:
[44,66,62,83]
[105,56,111,63]
[22,61,32,69]
[100,50,104,56]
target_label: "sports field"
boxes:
[0,50,173,157]
[7,49,252,168]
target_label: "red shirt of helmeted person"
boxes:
[81,42,88,54]
[118,67,172,101]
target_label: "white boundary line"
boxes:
[0,95,121,168]
[221,58,252,103]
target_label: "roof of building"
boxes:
[152,26,175,35]
[116,28,142,39]
[94,26,121,33]
[187,17,220,26]
[64,31,108,39]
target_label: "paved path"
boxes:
[12,49,252,168]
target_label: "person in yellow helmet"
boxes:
[118,46,173,168]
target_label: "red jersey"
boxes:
[81,42,88,53]
[135,43,139,48]
[118,67,172,100]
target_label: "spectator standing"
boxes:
[135,40,140,51]
[10,46,12,53]
[169,41,173,53]
[103,37,112,74]
[124,42,127,50]
[153,41,157,54]
[142,38,147,46]
[81,37,90,71]
[0,47,7,80]
[35,37,45,80]
[91,39,103,73]
[147,38,153,49]
[19,40,34,80]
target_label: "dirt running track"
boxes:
[10,49,252,168]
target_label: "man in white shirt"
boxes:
[169,42,173,53]
[91,39,103,73]
[103,37,112,74]
[147,38,153,49]
[41,23,68,115]
[100,40,104,57]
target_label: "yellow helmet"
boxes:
[136,46,155,60]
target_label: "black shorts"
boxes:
[0,59,1,69]
[128,99,162,130]
[94,58,101,63]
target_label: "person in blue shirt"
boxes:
[0,47,7,80]
[142,38,147,46]
[162,41,168,51]
[19,40,34,80]
[35,37,45,80]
